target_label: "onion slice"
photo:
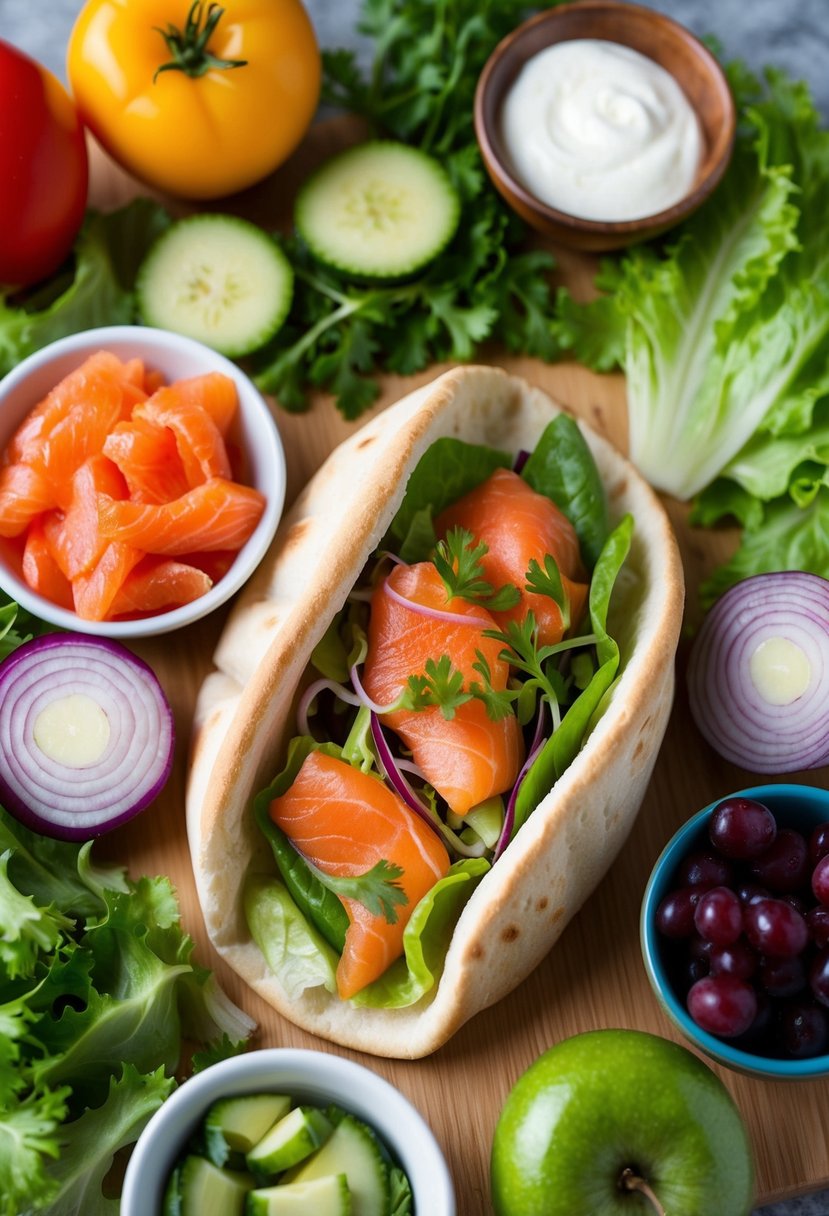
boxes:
[687,572,829,773]
[0,633,174,840]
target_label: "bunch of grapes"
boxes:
[656,797,829,1058]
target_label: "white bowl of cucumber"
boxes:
[120,1047,456,1215]
[0,324,285,637]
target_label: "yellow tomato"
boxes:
[67,0,321,199]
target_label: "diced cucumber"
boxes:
[136,213,294,357]
[246,1105,333,1176]
[295,141,460,279]
[178,1154,254,1216]
[203,1093,293,1166]
[282,1114,389,1216]
[246,1174,351,1216]
[162,1164,182,1216]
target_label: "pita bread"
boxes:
[186,365,683,1058]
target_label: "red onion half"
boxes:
[0,633,174,840]
[687,572,829,773]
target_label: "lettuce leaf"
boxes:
[0,804,253,1216]
[0,200,171,377]
[552,68,829,503]
[698,487,829,609]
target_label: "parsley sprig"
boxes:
[305,858,409,924]
[250,0,562,419]
[525,555,570,630]
[433,527,521,611]
[404,655,471,720]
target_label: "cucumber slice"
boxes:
[282,1114,389,1216]
[246,1105,333,1176]
[136,214,294,357]
[203,1093,292,1165]
[295,141,460,279]
[178,1154,254,1216]
[246,1174,351,1216]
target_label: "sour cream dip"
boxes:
[500,39,703,222]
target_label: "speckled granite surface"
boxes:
[3,1,829,1212]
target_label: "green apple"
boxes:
[490,1029,754,1216]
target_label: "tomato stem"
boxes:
[153,1,246,82]
[619,1168,666,1215]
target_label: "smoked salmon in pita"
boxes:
[186,366,683,1058]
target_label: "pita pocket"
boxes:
[186,365,684,1058]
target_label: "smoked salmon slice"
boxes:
[268,750,450,1000]
[435,467,589,647]
[21,519,73,609]
[134,380,234,486]
[97,477,266,555]
[103,418,191,504]
[71,542,144,622]
[0,462,56,537]
[108,557,213,617]
[4,351,145,466]
[362,561,524,816]
[45,454,128,580]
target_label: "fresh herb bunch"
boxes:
[251,0,561,419]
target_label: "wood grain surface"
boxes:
[87,122,829,1210]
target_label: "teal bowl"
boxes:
[641,783,829,1080]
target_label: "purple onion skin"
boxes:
[0,633,175,841]
[687,572,829,774]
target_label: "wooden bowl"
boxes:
[474,0,736,251]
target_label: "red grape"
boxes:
[709,797,777,859]
[811,854,829,906]
[693,886,743,945]
[807,905,829,948]
[809,822,829,867]
[687,975,757,1037]
[758,954,807,999]
[749,829,809,893]
[809,950,829,1008]
[780,1000,829,1058]
[709,940,757,980]
[656,887,701,938]
[744,898,809,958]
[677,850,734,889]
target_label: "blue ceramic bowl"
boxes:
[641,783,829,1080]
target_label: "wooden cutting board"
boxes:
[86,121,829,1210]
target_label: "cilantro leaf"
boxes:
[306,858,409,925]
[525,555,570,629]
[404,655,471,720]
[433,527,520,611]
[469,651,520,722]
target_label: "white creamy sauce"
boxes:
[500,39,704,222]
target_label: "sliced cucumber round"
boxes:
[295,141,460,280]
[136,214,294,358]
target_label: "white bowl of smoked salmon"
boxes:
[0,325,285,638]
[186,365,684,1058]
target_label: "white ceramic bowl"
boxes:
[0,325,285,637]
[121,1048,456,1215]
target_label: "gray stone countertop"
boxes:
[3,1,829,1213]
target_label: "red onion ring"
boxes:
[0,633,174,840]
[687,572,829,773]
[383,579,492,630]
